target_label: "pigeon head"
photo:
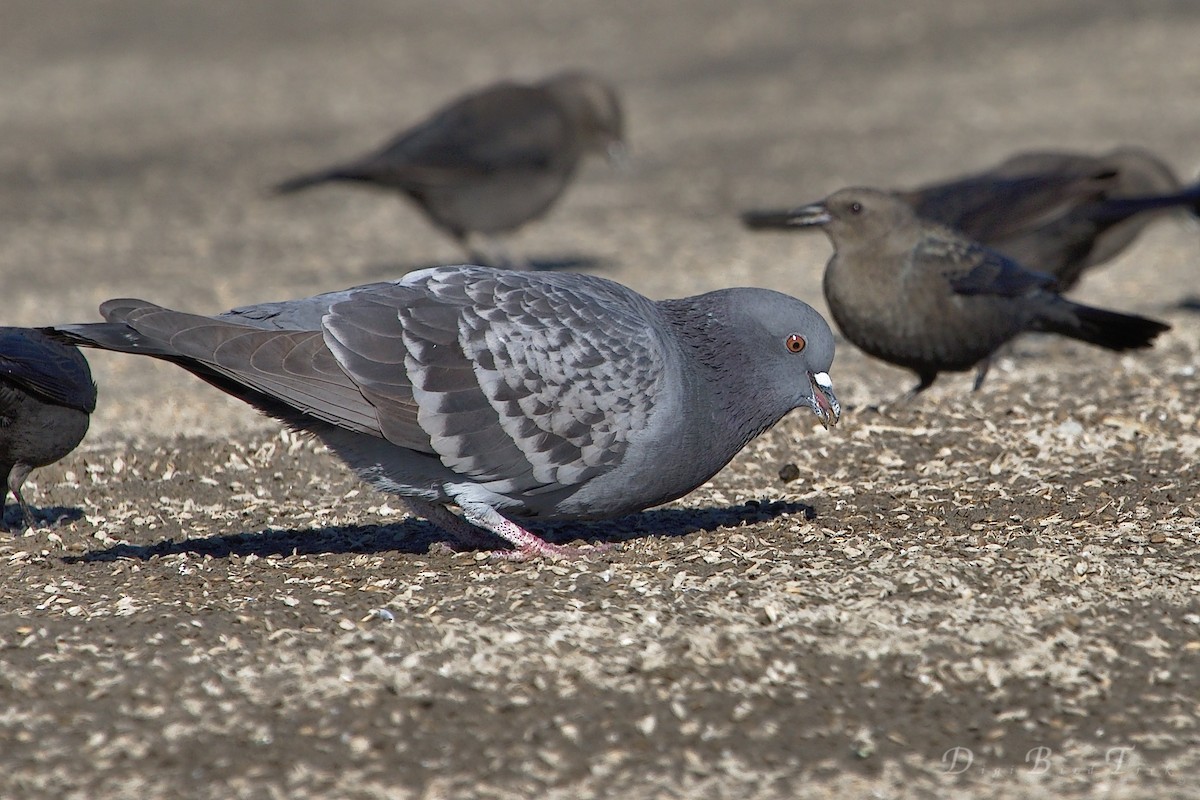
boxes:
[738,289,840,430]
[782,187,918,248]
[541,71,626,162]
[664,288,840,431]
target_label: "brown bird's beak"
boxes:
[740,208,800,229]
[781,202,832,228]
[807,371,840,429]
[740,203,831,230]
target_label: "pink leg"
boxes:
[401,498,608,561]
[457,501,610,561]
[401,498,498,550]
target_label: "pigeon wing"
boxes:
[220,282,398,331]
[97,302,390,438]
[323,269,666,495]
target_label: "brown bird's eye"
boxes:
[848,201,863,215]
[785,333,807,353]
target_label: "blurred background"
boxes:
[4,0,1198,437]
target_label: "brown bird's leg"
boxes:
[7,463,37,531]
[403,498,608,561]
[972,358,993,391]
[905,370,939,400]
[459,232,528,270]
[450,231,480,265]
[0,463,9,531]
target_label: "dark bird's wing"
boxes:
[906,172,1111,244]
[1085,182,1200,223]
[0,328,96,413]
[362,86,573,185]
[322,269,667,493]
[919,235,1059,298]
[273,86,574,193]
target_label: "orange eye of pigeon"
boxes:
[785,334,807,353]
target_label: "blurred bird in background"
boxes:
[275,71,626,269]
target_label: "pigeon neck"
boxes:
[658,296,745,372]
[657,297,793,449]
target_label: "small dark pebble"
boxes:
[778,463,801,483]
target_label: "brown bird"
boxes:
[1,328,96,530]
[785,187,1170,394]
[275,71,625,268]
[744,147,1200,291]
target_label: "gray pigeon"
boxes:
[52,267,839,559]
[0,328,97,530]
[743,147,1200,291]
[274,71,625,267]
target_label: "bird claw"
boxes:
[483,540,613,562]
[426,540,464,557]
[427,535,611,561]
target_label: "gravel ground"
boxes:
[3,1,1200,798]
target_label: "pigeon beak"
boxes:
[807,371,840,429]
[783,202,832,228]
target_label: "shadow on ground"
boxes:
[65,499,815,562]
[2,505,85,532]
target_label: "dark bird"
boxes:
[51,266,839,560]
[782,188,1170,394]
[0,328,97,530]
[743,147,1200,291]
[274,71,625,268]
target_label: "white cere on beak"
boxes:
[807,371,840,429]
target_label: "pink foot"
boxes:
[402,498,612,560]
[484,539,613,562]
